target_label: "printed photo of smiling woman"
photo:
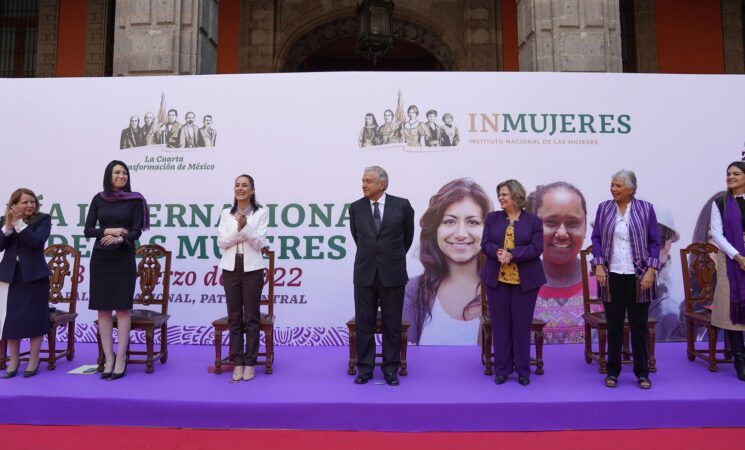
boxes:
[403,178,493,345]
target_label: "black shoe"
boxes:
[23,364,39,378]
[354,374,372,384]
[384,373,400,386]
[101,352,115,380]
[518,376,530,386]
[494,375,507,385]
[3,370,17,379]
[108,354,128,381]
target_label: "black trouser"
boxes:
[354,272,404,377]
[223,254,263,366]
[605,273,650,378]
[726,330,745,354]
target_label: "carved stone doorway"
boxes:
[281,17,458,72]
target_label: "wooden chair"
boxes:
[96,244,172,374]
[0,244,81,370]
[212,247,275,375]
[580,245,657,373]
[478,261,546,376]
[680,242,732,371]
[346,312,410,376]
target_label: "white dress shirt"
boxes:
[710,195,745,260]
[609,204,635,274]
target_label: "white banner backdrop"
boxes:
[0,72,742,345]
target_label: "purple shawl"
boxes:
[723,195,745,324]
[99,190,151,231]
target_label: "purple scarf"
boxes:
[723,195,745,324]
[99,190,151,231]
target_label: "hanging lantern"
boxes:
[355,0,395,64]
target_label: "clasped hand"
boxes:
[4,204,22,228]
[497,248,512,265]
[101,227,129,246]
[235,212,247,231]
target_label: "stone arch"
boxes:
[276,13,466,72]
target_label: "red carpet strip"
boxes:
[0,425,743,449]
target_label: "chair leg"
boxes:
[159,323,168,364]
[213,327,223,375]
[47,324,58,370]
[535,330,544,375]
[707,325,719,372]
[481,325,492,375]
[583,323,592,364]
[0,339,6,370]
[96,327,104,372]
[66,321,76,361]
[484,325,493,376]
[686,319,695,362]
[347,325,357,375]
[622,325,631,362]
[264,326,274,375]
[598,329,607,374]
[399,328,408,376]
[648,325,657,373]
[145,328,155,374]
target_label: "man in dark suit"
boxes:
[158,109,182,148]
[349,166,414,386]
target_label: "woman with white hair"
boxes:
[591,170,662,389]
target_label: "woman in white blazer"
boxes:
[217,174,268,382]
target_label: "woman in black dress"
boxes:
[85,160,148,380]
[0,188,51,378]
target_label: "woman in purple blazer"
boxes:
[481,179,546,386]
[591,170,661,389]
[0,188,51,379]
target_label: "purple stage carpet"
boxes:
[1,342,744,432]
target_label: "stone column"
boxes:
[631,0,657,73]
[113,0,218,76]
[466,0,499,70]
[36,0,60,78]
[238,0,275,73]
[517,0,622,72]
[85,0,113,76]
[721,0,744,74]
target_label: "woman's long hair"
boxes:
[413,178,492,341]
[103,160,132,193]
[230,174,262,214]
[6,188,41,224]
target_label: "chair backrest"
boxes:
[261,247,275,317]
[44,244,81,313]
[579,245,602,314]
[679,242,718,313]
[134,244,172,314]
